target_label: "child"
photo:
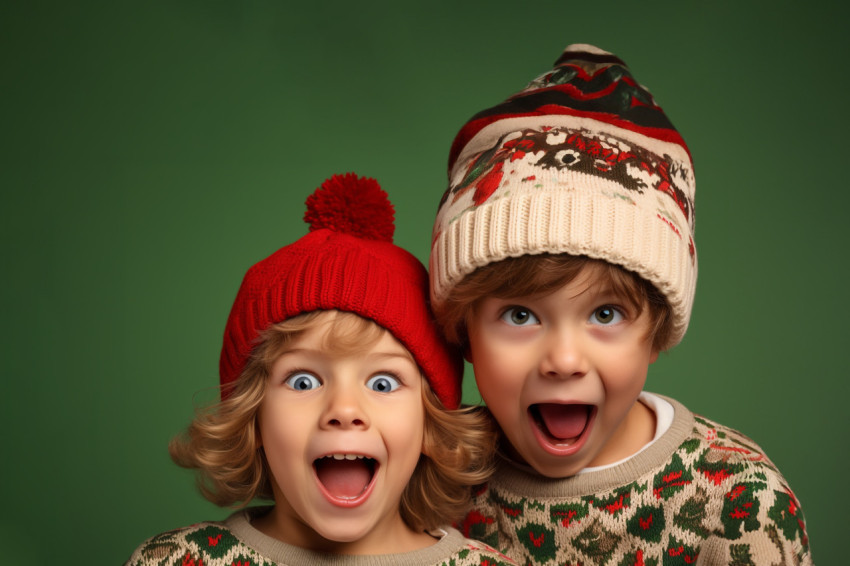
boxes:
[429,44,812,565]
[126,174,514,565]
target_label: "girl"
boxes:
[126,174,513,565]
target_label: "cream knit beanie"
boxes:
[430,44,697,346]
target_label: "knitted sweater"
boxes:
[458,396,812,565]
[125,506,515,566]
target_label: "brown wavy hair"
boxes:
[434,253,674,353]
[169,310,495,531]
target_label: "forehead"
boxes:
[496,260,641,303]
[291,312,415,361]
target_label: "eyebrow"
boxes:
[369,351,415,360]
[588,286,618,299]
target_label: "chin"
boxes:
[314,522,372,545]
[531,456,586,479]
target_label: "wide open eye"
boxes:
[285,372,322,391]
[366,374,400,393]
[590,306,623,326]
[500,306,539,326]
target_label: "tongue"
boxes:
[315,459,373,499]
[537,404,589,440]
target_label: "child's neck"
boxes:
[251,505,439,555]
[587,397,656,468]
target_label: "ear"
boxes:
[649,350,659,364]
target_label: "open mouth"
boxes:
[529,403,593,446]
[314,454,377,504]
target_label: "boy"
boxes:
[429,44,812,565]
[126,174,514,565]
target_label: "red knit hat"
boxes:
[219,173,462,409]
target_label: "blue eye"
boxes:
[500,306,539,326]
[285,372,321,391]
[366,374,400,393]
[590,306,623,325]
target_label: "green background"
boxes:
[3,1,846,563]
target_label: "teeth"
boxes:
[326,454,366,460]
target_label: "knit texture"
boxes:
[220,173,462,408]
[125,507,516,566]
[431,44,697,348]
[458,397,811,565]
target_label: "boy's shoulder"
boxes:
[684,406,787,484]
[125,517,263,566]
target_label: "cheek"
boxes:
[388,402,425,448]
[258,404,318,507]
[259,402,310,459]
[378,402,426,484]
[601,351,652,401]
[475,365,512,405]
[473,359,525,434]
[470,339,526,404]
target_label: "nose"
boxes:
[538,328,588,379]
[319,382,370,430]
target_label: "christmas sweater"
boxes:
[458,396,812,566]
[126,506,516,566]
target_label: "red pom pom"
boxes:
[303,173,395,242]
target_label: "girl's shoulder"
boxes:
[124,518,265,566]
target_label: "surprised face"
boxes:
[467,266,659,478]
[256,317,426,554]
